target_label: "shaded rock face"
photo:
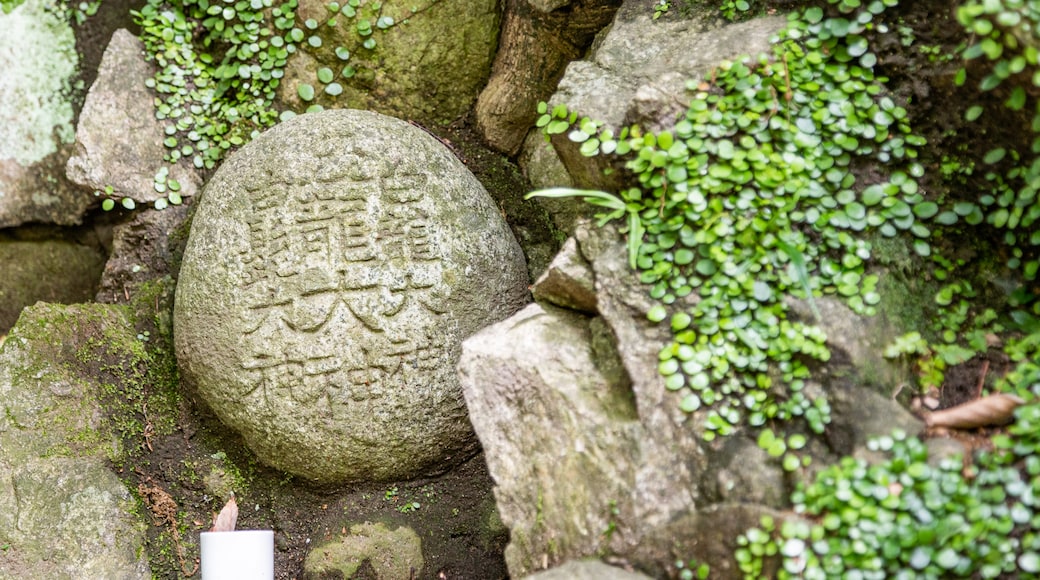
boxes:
[175,109,529,484]
[0,0,93,227]
[281,0,500,125]
[0,303,152,579]
[66,29,201,206]
[0,236,106,333]
[94,202,193,305]
[459,226,705,577]
[459,222,922,578]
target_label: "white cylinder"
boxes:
[200,530,274,580]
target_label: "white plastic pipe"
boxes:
[200,530,274,580]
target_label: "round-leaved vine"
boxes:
[530,0,928,440]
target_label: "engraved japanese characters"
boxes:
[174,109,529,484]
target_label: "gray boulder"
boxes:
[175,108,529,484]
[460,222,923,577]
[459,302,650,576]
[280,0,500,125]
[460,225,709,577]
[0,303,153,579]
[66,29,201,206]
[530,237,597,314]
[0,0,93,227]
[94,202,193,305]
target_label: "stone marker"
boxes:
[174,109,529,484]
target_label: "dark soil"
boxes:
[120,395,509,580]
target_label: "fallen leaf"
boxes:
[925,393,1025,430]
[211,496,238,532]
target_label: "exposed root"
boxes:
[138,479,199,577]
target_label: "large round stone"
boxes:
[174,109,529,484]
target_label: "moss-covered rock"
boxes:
[0,302,182,578]
[303,521,423,579]
[281,0,500,126]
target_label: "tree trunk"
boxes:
[475,0,621,156]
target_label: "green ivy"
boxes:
[879,0,1040,397]
[884,259,1003,391]
[132,0,297,176]
[954,0,1040,280]
[531,0,926,440]
[720,0,756,21]
[736,393,1040,578]
[111,0,398,210]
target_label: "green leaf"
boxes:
[680,394,701,412]
[1007,86,1027,110]
[525,187,625,211]
[913,201,939,219]
[782,454,800,472]
[776,239,820,321]
[627,210,644,269]
[983,147,1006,164]
[671,312,692,331]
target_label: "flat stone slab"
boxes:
[174,109,529,484]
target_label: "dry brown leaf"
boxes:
[925,393,1025,430]
[211,495,238,532]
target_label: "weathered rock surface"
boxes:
[281,0,499,125]
[460,224,709,577]
[0,0,93,227]
[175,108,529,484]
[521,3,786,194]
[0,303,152,579]
[0,237,106,333]
[522,559,653,580]
[66,29,201,205]
[530,237,597,313]
[459,302,648,576]
[460,222,924,577]
[94,202,193,304]
[0,0,78,167]
[303,521,423,579]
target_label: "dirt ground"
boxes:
[121,394,510,580]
